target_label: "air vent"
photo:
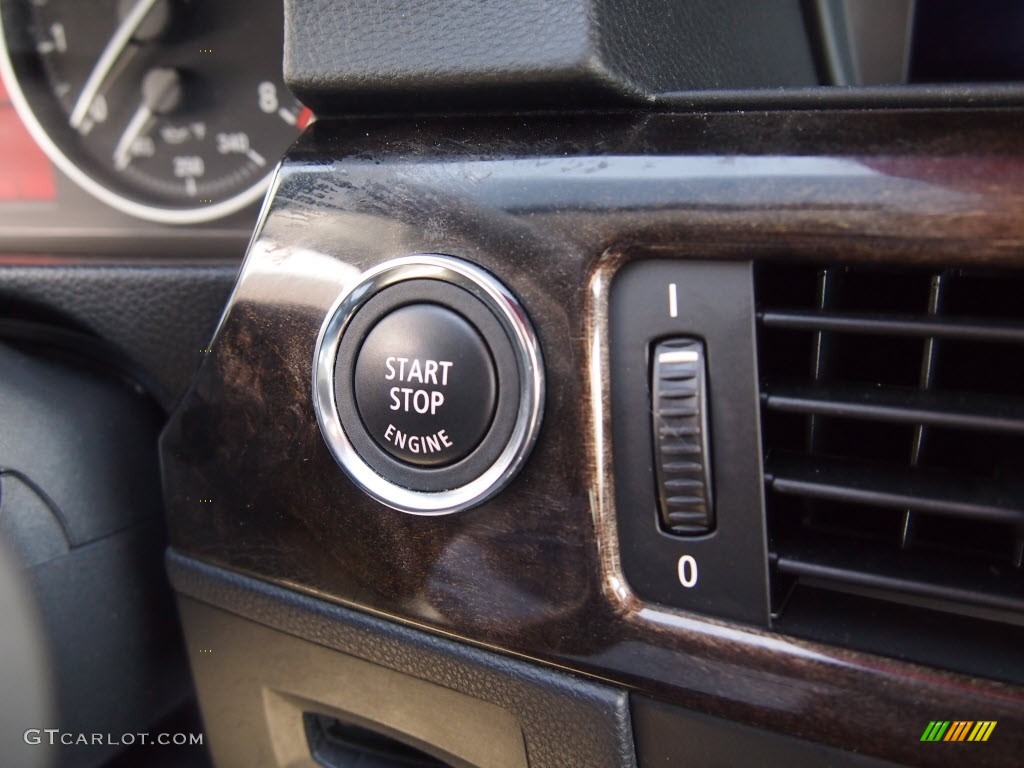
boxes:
[756,263,1024,680]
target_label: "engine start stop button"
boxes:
[352,303,497,467]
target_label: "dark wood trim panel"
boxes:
[161,110,1024,766]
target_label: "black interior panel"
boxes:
[283,0,817,114]
[170,553,637,768]
[0,263,236,409]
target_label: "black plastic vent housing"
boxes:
[755,262,1024,683]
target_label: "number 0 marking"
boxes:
[677,555,698,588]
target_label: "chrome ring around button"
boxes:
[312,254,545,515]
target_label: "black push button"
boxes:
[651,338,714,535]
[353,303,497,467]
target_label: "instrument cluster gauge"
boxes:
[0,0,313,224]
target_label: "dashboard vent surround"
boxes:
[756,263,1024,677]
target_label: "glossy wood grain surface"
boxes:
[161,110,1024,767]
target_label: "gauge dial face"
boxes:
[0,0,312,224]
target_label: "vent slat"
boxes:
[762,385,1024,434]
[759,309,1024,342]
[774,536,1024,616]
[757,264,1024,676]
[767,451,1024,525]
